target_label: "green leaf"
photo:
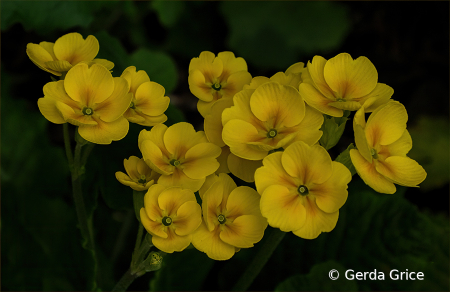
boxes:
[149,248,214,291]
[220,1,350,70]
[275,260,358,291]
[150,0,186,28]
[319,111,350,150]
[335,143,357,176]
[129,48,178,93]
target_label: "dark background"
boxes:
[2,1,449,291]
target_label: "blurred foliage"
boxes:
[408,115,450,191]
[1,1,448,291]
[220,1,350,70]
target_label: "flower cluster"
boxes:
[29,34,426,261]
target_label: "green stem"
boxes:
[134,223,144,257]
[80,142,95,167]
[232,228,287,291]
[63,123,73,166]
[111,268,137,292]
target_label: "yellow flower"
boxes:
[192,173,267,260]
[188,51,252,117]
[138,122,222,192]
[120,66,170,126]
[244,62,307,90]
[255,141,351,239]
[204,98,262,182]
[350,101,427,194]
[299,53,393,117]
[115,156,161,191]
[140,185,202,253]
[222,82,323,161]
[37,63,132,144]
[26,32,113,76]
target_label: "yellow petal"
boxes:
[183,143,221,179]
[94,78,132,122]
[285,62,305,75]
[376,156,427,188]
[64,63,115,105]
[138,124,169,156]
[288,105,324,146]
[91,58,114,70]
[217,173,237,211]
[222,119,267,160]
[217,51,248,79]
[222,71,252,99]
[260,185,306,232]
[299,82,343,117]
[226,186,262,219]
[254,152,297,195]
[216,146,231,174]
[55,102,97,126]
[198,174,220,200]
[128,112,167,127]
[359,83,393,112]
[227,153,262,183]
[189,70,214,102]
[135,81,170,116]
[152,228,192,253]
[115,171,147,191]
[281,142,333,185]
[220,215,267,248]
[192,222,236,260]
[292,197,339,239]
[163,122,208,158]
[140,140,172,175]
[307,56,336,99]
[140,208,167,239]
[157,169,205,192]
[144,184,167,221]
[123,156,141,180]
[53,33,99,65]
[77,116,129,144]
[311,162,351,213]
[386,130,412,157]
[204,98,234,147]
[324,53,377,100]
[189,51,223,81]
[202,179,224,231]
[174,201,202,236]
[328,100,361,111]
[349,149,396,194]
[45,60,73,72]
[121,66,151,95]
[26,43,60,75]
[43,80,79,109]
[37,98,66,124]
[243,76,270,90]
[353,107,373,163]
[250,82,305,128]
[222,89,264,130]
[365,101,408,146]
[158,187,196,217]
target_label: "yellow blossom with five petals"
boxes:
[120,66,170,126]
[350,101,427,194]
[138,122,222,192]
[188,51,252,117]
[192,173,267,260]
[255,141,351,239]
[299,53,393,117]
[140,185,202,253]
[115,156,161,191]
[26,32,113,76]
[37,63,132,144]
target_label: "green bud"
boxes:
[319,110,351,150]
[334,143,357,176]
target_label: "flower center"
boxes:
[130,101,136,109]
[138,174,146,184]
[170,159,181,167]
[371,148,378,159]
[267,129,278,138]
[162,216,172,226]
[298,185,309,196]
[82,107,94,116]
[218,214,226,224]
[212,83,222,91]
[336,98,346,102]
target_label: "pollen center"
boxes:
[218,214,226,224]
[212,83,222,91]
[370,148,379,159]
[130,101,136,109]
[298,185,309,196]
[138,174,146,184]
[82,107,94,116]
[170,159,181,167]
[267,129,278,138]
[162,216,172,226]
